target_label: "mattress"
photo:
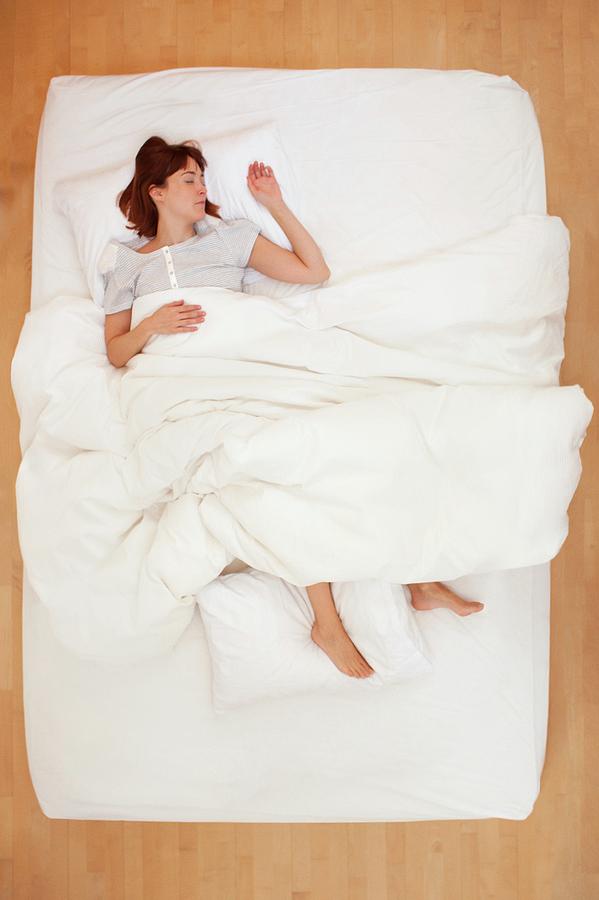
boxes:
[23,66,552,821]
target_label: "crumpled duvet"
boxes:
[11,213,593,663]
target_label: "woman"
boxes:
[102,136,484,681]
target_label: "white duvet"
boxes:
[11,214,593,663]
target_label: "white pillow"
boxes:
[53,120,306,308]
[196,570,433,714]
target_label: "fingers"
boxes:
[167,300,203,310]
[177,307,206,332]
[179,313,205,324]
[248,161,272,176]
[162,301,207,333]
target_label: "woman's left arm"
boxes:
[246,161,330,284]
[266,200,330,280]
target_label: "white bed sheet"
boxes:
[24,66,551,821]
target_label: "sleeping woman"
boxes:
[102,135,485,682]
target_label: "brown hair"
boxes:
[117,135,222,238]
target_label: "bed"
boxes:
[11,66,591,821]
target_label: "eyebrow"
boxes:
[182,170,204,176]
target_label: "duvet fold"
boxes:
[11,213,593,662]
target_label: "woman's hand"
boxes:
[247,161,284,210]
[147,300,206,335]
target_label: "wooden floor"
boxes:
[2,0,598,897]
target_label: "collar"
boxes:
[195,216,214,235]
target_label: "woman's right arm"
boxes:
[105,309,153,368]
[104,301,206,368]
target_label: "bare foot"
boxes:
[408,582,485,616]
[311,620,375,678]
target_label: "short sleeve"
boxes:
[221,218,261,268]
[98,242,118,276]
[99,243,135,315]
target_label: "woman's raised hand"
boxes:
[148,300,206,334]
[247,161,283,209]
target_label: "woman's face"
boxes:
[151,156,207,221]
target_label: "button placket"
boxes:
[161,246,179,289]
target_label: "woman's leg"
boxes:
[306,578,485,678]
[407,582,484,615]
[306,582,375,679]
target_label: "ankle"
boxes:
[313,614,343,634]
